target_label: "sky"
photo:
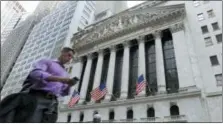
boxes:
[18,1,40,12]
[15,1,145,13]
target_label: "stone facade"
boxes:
[58,2,222,122]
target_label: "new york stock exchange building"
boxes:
[57,1,222,123]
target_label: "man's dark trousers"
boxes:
[25,90,58,123]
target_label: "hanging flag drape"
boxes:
[136,74,146,95]
[68,90,80,108]
[91,83,107,101]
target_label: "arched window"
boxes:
[67,113,71,122]
[79,112,84,122]
[147,107,155,117]
[127,109,133,119]
[170,105,179,116]
[109,111,115,120]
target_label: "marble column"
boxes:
[79,54,93,103]
[104,45,117,101]
[137,35,146,96]
[153,30,166,93]
[72,57,84,91]
[120,41,130,99]
[64,57,85,105]
[170,23,195,88]
[91,49,104,102]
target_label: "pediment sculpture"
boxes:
[72,4,185,50]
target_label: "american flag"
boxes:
[136,74,146,95]
[91,83,107,101]
[68,90,80,108]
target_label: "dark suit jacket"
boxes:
[0,92,37,122]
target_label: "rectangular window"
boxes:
[84,5,92,14]
[128,44,138,99]
[83,9,90,19]
[204,37,213,46]
[215,34,222,43]
[197,13,205,21]
[215,74,222,86]
[51,32,58,38]
[145,40,157,95]
[56,21,62,26]
[207,10,215,18]
[212,22,220,31]
[201,25,209,34]
[81,16,89,25]
[86,1,95,10]
[44,51,51,57]
[210,55,219,66]
[163,39,179,93]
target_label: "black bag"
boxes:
[0,93,37,122]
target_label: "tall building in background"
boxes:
[1,1,26,31]
[57,1,222,122]
[1,12,31,46]
[0,1,61,97]
[1,1,26,45]
[33,1,61,23]
[94,1,127,22]
[1,1,96,99]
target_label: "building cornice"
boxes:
[71,4,186,52]
[206,91,222,97]
[59,86,201,112]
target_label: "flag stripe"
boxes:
[91,86,107,101]
[68,90,80,108]
[136,81,146,94]
[136,74,147,95]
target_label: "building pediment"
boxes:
[72,3,185,51]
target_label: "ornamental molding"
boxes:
[72,3,186,51]
[169,22,185,33]
[59,86,201,112]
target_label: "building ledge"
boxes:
[163,115,187,122]
[73,116,187,123]
[120,118,137,122]
[140,117,162,122]
[206,91,222,97]
[59,86,201,111]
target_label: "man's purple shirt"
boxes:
[29,58,70,97]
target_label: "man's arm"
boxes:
[29,59,71,84]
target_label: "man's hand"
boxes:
[66,77,79,86]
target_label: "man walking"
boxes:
[21,47,77,122]
[23,47,78,122]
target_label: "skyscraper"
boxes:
[94,1,128,22]
[1,1,96,99]
[1,1,26,45]
[0,1,61,97]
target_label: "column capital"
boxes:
[169,22,184,33]
[136,35,145,43]
[109,45,117,52]
[152,30,162,38]
[96,49,104,55]
[73,56,83,63]
[86,53,93,59]
[122,40,130,48]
